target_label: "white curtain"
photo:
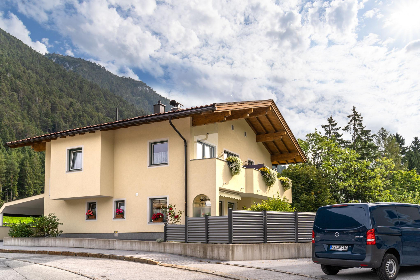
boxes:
[71,151,82,170]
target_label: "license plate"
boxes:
[329,245,348,251]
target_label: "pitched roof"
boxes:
[6,99,306,164]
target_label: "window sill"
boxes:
[66,170,83,173]
[148,163,168,168]
[148,222,165,225]
[113,218,125,220]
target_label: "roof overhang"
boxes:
[6,99,306,164]
[0,194,44,216]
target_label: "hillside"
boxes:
[0,28,143,204]
[45,54,171,115]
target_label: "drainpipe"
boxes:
[169,118,188,243]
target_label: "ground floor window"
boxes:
[228,202,235,210]
[114,200,125,219]
[219,201,223,216]
[86,202,96,220]
[150,197,167,222]
[193,194,211,217]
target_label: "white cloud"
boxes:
[65,49,74,56]
[405,40,420,53]
[7,0,420,141]
[0,11,48,54]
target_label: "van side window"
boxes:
[370,206,399,227]
[396,206,420,227]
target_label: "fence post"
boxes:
[185,217,188,243]
[263,210,267,243]
[228,208,233,244]
[205,215,209,244]
[164,223,167,242]
[294,211,299,243]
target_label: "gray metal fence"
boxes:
[165,209,315,244]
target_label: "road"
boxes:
[2,252,420,280]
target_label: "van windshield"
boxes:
[314,205,369,230]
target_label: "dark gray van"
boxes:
[312,203,420,280]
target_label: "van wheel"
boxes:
[321,265,340,275]
[377,254,399,280]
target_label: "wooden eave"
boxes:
[191,100,306,164]
[6,99,306,164]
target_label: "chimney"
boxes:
[153,100,166,114]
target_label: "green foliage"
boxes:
[9,222,33,237]
[32,213,63,237]
[277,176,292,190]
[3,216,34,225]
[406,137,420,174]
[248,194,294,212]
[226,156,242,176]
[167,204,183,224]
[46,54,170,115]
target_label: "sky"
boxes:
[0,0,420,143]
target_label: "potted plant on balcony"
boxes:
[226,156,242,176]
[259,166,277,189]
[152,213,164,223]
[86,209,96,220]
[115,208,124,219]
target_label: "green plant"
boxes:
[9,223,34,237]
[259,166,277,188]
[226,156,242,176]
[277,176,292,190]
[156,238,164,243]
[32,213,63,237]
[167,204,183,224]
[248,194,295,212]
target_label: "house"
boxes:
[2,99,306,240]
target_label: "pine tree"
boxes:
[375,128,405,170]
[343,106,377,160]
[321,116,345,146]
[406,137,420,174]
[395,133,407,156]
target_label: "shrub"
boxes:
[226,156,242,176]
[9,223,34,237]
[167,204,183,224]
[32,213,63,237]
[248,194,295,212]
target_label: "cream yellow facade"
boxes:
[40,116,291,235]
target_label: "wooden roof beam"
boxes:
[31,142,46,152]
[248,106,271,118]
[225,108,253,121]
[271,152,300,163]
[256,131,286,142]
[192,111,231,126]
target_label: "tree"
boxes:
[343,106,377,160]
[375,128,405,170]
[395,133,407,156]
[321,116,345,146]
[406,137,420,174]
[281,164,334,212]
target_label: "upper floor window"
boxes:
[68,148,82,171]
[197,141,215,159]
[150,141,168,166]
[223,150,239,160]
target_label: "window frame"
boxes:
[148,196,168,224]
[196,141,216,159]
[86,201,97,221]
[67,147,83,172]
[247,159,255,166]
[113,199,126,220]
[149,140,169,167]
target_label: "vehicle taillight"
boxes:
[367,229,376,245]
[312,230,315,243]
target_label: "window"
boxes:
[219,201,223,216]
[223,150,239,160]
[86,202,96,220]
[150,197,167,222]
[68,148,82,171]
[114,200,125,219]
[247,160,255,166]
[197,141,215,159]
[150,141,168,165]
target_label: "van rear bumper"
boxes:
[312,244,384,268]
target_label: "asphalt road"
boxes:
[2,253,420,280]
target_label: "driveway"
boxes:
[2,253,420,280]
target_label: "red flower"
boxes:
[169,207,173,210]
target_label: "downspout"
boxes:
[169,118,188,242]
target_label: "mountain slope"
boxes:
[0,28,143,204]
[46,54,171,115]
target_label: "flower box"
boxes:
[86,215,96,220]
[115,214,124,219]
[152,217,164,223]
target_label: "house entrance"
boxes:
[193,194,211,217]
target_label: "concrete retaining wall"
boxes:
[3,237,311,261]
[0,227,10,241]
